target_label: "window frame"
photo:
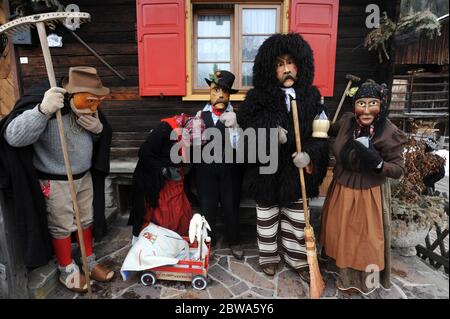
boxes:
[184,0,290,101]
[193,9,235,93]
[236,4,281,89]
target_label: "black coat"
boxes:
[128,121,176,237]
[237,87,329,206]
[236,33,329,206]
[0,95,112,268]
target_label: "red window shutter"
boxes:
[136,0,186,96]
[289,0,339,97]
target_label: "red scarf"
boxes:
[211,106,225,117]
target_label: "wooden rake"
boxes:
[1,12,94,298]
[289,92,325,299]
[332,74,361,124]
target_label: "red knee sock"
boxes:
[75,226,94,257]
[52,237,73,267]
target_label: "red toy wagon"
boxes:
[140,236,211,290]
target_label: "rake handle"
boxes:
[36,22,93,298]
[290,98,311,228]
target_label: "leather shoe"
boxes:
[89,263,115,282]
[230,244,244,260]
[261,265,277,276]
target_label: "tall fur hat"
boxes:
[252,32,315,93]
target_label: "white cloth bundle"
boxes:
[120,223,189,280]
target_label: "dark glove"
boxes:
[353,140,383,172]
[161,167,182,181]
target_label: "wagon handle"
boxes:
[199,219,204,262]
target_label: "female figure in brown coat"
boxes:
[320,80,407,295]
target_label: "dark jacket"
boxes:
[128,121,177,237]
[0,94,112,268]
[331,112,407,189]
[236,33,329,206]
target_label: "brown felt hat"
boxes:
[63,66,110,96]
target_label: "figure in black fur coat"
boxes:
[236,33,329,279]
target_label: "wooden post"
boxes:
[0,191,30,298]
[408,72,414,114]
[0,0,28,299]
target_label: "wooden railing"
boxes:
[416,192,449,274]
[390,72,449,146]
[416,223,449,274]
[390,72,449,116]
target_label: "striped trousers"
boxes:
[256,201,308,270]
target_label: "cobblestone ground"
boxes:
[46,214,449,299]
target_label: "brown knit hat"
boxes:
[63,66,110,96]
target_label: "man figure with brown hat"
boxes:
[1,66,113,293]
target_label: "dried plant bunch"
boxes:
[364,10,442,63]
[391,195,447,236]
[392,136,445,201]
[397,10,442,39]
[391,135,448,231]
[364,12,396,63]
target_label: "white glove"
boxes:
[76,113,103,134]
[219,111,238,128]
[278,126,288,144]
[189,213,211,244]
[292,152,311,168]
[39,87,66,115]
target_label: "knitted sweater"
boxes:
[3,105,94,175]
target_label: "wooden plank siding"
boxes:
[0,0,20,116]
[395,18,449,66]
[14,0,398,159]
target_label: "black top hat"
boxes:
[205,70,239,94]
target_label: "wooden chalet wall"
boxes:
[0,0,20,116]
[395,18,449,67]
[14,0,398,152]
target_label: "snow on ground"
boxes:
[435,150,449,176]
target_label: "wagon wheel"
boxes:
[141,271,157,286]
[192,275,208,290]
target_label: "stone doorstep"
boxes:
[27,206,119,299]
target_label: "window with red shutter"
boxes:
[289,0,339,97]
[136,0,186,96]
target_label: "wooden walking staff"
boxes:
[289,93,325,299]
[1,12,94,298]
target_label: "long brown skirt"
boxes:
[320,179,385,272]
